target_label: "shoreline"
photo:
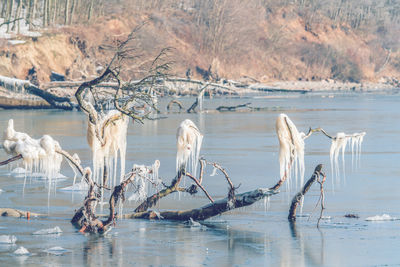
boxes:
[1,79,399,110]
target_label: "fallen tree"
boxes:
[0,75,75,110]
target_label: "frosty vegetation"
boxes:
[0,28,368,233]
[3,119,63,180]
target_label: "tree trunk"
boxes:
[6,0,14,33]
[1,0,8,18]
[43,0,47,27]
[69,0,75,25]
[64,0,69,25]
[13,0,22,33]
[30,0,37,30]
[52,0,58,25]
[87,0,94,21]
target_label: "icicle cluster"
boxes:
[128,160,162,202]
[2,119,63,179]
[87,109,129,187]
[176,119,203,175]
[275,114,305,189]
[330,132,366,181]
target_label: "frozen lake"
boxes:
[0,92,400,266]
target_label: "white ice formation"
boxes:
[128,160,161,202]
[14,247,30,255]
[176,119,203,175]
[33,226,62,235]
[2,119,63,179]
[0,235,17,244]
[365,214,396,221]
[330,132,366,182]
[86,109,129,186]
[275,114,305,189]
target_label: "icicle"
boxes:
[275,114,305,190]
[329,132,366,184]
[86,109,129,187]
[176,119,203,176]
[2,119,63,180]
[210,167,218,177]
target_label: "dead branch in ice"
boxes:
[288,164,325,222]
[187,84,209,113]
[216,102,251,111]
[166,99,184,111]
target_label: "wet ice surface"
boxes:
[1,93,400,266]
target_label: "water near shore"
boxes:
[1,92,400,266]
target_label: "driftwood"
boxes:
[0,208,41,218]
[288,164,325,221]
[216,102,251,111]
[166,99,184,111]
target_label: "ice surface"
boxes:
[43,246,69,255]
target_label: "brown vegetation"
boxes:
[1,0,400,84]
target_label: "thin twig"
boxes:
[0,154,23,166]
[185,172,214,203]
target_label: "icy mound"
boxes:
[14,246,30,255]
[0,235,17,244]
[60,182,88,191]
[33,226,62,235]
[365,214,397,221]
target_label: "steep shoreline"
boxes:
[1,77,399,110]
